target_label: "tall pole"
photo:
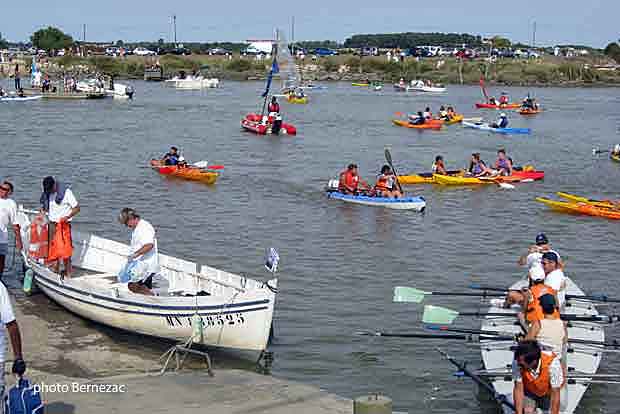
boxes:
[83,24,86,42]
[173,15,177,46]
[532,21,537,48]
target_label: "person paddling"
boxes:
[432,155,447,175]
[338,164,371,195]
[161,146,180,166]
[512,340,564,414]
[408,111,425,125]
[499,92,509,105]
[438,105,448,120]
[468,153,493,177]
[422,107,432,120]
[267,96,280,114]
[491,113,509,129]
[374,165,402,198]
[494,149,513,176]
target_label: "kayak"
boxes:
[398,170,463,185]
[536,197,620,220]
[462,121,531,135]
[519,108,542,115]
[327,191,426,211]
[433,114,464,125]
[433,170,544,185]
[0,95,42,102]
[352,83,370,87]
[392,119,442,130]
[611,154,620,163]
[475,102,521,109]
[149,160,219,184]
[241,113,297,135]
[287,95,308,104]
[557,192,617,209]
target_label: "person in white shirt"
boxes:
[40,176,80,277]
[0,181,23,278]
[0,281,25,398]
[541,252,567,310]
[518,233,562,268]
[118,208,159,296]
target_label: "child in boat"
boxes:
[446,106,456,120]
[494,149,513,176]
[432,155,447,174]
[438,106,448,120]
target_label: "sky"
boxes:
[1,1,617,48]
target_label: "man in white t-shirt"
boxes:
[40,176,80,277]
[118,208,159,296]
[541,252,567,310]
[518,233,562,268]
[0,281,25,398]
[0,181,23,278]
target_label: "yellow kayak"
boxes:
[287,95,308,104]
[352,83,370,87]
[612,154,620,163]
[444,114,465,125]
[556,192,617,209]
[398,170,464,185]
[433,174,491,185]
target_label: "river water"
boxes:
[1,80,619,413]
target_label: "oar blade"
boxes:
[498,182,515,190]
[384,148,393,166]
[393,286,427,303]
[192,160,209,168]
[423,305,459,325]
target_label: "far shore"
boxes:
[1,54,619,87]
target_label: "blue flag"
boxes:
[261,58,279,98]
[271,59,279,74]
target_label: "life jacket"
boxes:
[521,352,565,397]
[496,158,509,170]
[471,161,484,175]
[375,174,393,191]
[28,214,49,260]
[48,220,73,262]
[499,95,508,104]
[339,171,359,192]
[268,102,280,113]
[526,283,561,322]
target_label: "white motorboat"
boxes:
[18,211,276,354]
[76,79,135,99]
[406,80,446,93]
[164,75,220,89]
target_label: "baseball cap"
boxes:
[539,293,556,313]
[529,264,546,281]
[541,251,559,263]
[535,233,548,245]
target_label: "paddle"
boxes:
[384,148,404,195]
[477,176,516,190]
[422,304,620,325]
[437,348,516,412]
[593,148,609,155]
[393,286,505,303]
[462,117,483,123]
[469,283,620,304]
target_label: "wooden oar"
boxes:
[384,148,404,195]
[437,348,516,412]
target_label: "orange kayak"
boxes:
[536,197,620,220]
[475,102,521,109]
[392,119,442,130]
[149,160,219,184]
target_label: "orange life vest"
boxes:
[526,284,560,322]
[522,352,564,397]
[28,213,49,260]
[339,171,359,192]
[375,174,390,190]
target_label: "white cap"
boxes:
[529,264,546,281]
[500,112,506,117]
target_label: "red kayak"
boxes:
[475,102,521,109]
[241,113,297,136]
[503,170,545,182]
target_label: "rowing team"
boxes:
[338,163,402,198]
[433,149,516,177]
[506,233,567,414]
[408,105,457,125]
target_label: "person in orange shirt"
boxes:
[338,164,371,195]
[374,165,402,198]
[512,340,564,414]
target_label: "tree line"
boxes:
[343,32,484,49]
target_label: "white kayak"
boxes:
[406,85,446,93]
[481,277,603,414]
[327,191,426,211]
[1,95,42,102]
[462,121,531,135]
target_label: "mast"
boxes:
[532,21,537,48]
[173,15,177,46]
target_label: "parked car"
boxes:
[358,47,379,56]
[409,48,432,58]
[159,47,191,55]
[105,47,120,56]
[133,47,157,56]
[313,48,338,57]
[208,48,230,55]
[56,49,66,57]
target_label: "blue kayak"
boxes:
[462,121,531,135]
[327,191,426,211]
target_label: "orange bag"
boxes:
[48,221,73,261]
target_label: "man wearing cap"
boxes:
[512,340,564,414]
[40,176,80,277]
[118,208,159,296]
[542,252,567,310]
[518,233,562,268]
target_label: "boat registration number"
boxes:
[164,312,245,328]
